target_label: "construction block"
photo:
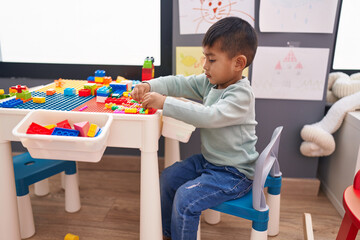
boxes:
[78,89,91,97]
[87,123,99,137]
[0,98,23,108]
[109,83,127,92]
[10,85,27,93]
[95,70,105,77]
[73,121,90,137]
[0,94,10,99]
[64,88,76,96]
[54,78,65,88]
[125,108,137,114]
[0,89,4,95]
[116,76,126,82]
[26,122,53,135]
[84,83,97,95]
[51,127,80,137]
[33,97,46,103]
[95,76,104,83]
[87,76,95,82]
[96,86,112,97]
[103,76,112,85]
[56,120,72,129]
[96,96,107,103]
[44,124,56,130]
[46,89,56,95]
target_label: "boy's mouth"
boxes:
[205,73,211,79]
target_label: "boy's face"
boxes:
[202,40,245,89]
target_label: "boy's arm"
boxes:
[162,85,255,128]
[148,74,209,101]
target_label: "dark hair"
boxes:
[202,17,258,67]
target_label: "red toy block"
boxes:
[26,122,53,135]
[78,89,91,97]
[56,120,72,129]
[10,85,27,93]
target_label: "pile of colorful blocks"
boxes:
[26,119,101,138]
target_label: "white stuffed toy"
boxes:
[300,72,360,157]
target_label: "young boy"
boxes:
[131,16,258,240]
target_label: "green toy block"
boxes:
[84,83,97,95]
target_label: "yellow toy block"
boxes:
[95,76,104,83]
[87,123,98,137]
[44,124,56,129]
[125,108,137,114]
[105,103,116,109]
[123,92,130,97]
[33,97,46,103]
[0,89,4,95]
[64,233,79,240]
[116,76,127,82]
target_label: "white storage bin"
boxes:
[162,116,195,143]
[13,110,113,162]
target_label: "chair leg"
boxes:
[17,195,35,239]
[64,173,81,213]
[250,228,267,240]
[204,209,221,225]
[34,179,50,196]
[267,193,280,236]
[336,212,359,240]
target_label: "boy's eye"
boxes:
[209,59,216,63]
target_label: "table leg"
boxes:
[140,151,162,240]
[0,140,21,240]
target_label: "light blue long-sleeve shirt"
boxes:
[148,74,259,179]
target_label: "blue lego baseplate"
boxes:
[0,92,94,111]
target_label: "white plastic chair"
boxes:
[201,126,283,239]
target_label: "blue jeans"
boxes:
[160,154,253,240]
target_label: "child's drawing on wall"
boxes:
[176,47,205,76]
[251,47,329,101]
[179,0,255,34]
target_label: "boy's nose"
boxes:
[203,61,208,70]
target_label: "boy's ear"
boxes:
[233,55,247,71]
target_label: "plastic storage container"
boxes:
[13,110,113,162]
[161,116,195,143]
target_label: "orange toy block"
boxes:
[46,89,56,95]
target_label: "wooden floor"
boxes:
[23,155,352,240]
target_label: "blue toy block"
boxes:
[95,128,102,137]
[96,86,111,97]
[51,127,80,137]
[64,88,76,96]
[13,152,76,196]
[87,76,95,81]
[110,83,127,93]
[95,70,105,77]
[0,98,23,108]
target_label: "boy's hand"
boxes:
[142,92,166,109]
[131,83,151,102]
